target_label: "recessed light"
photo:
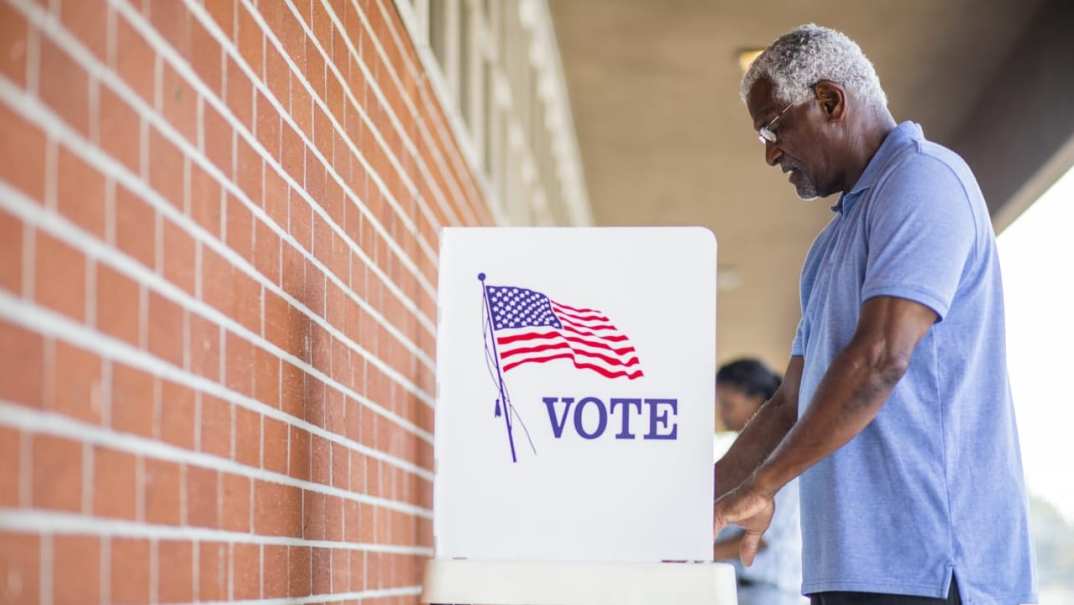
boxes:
[737,48,764,74]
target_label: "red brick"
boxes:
[349,549,365,592]
[289,424,310,481]
[189,162,222,236]
[0,532,38,603]
[162,219,195,294]
[148,0,191,57]
[98,86,141,173]
[358,502,374,542]
[344,499,360,542]
[200,394,231,459]
[282,125,305,185]
[326,386,346,437]
[310,434,331,487]
[53,535,99,605]
[264,290,289,351]
[256,91,281,161]
[255,480,301,537]
[233,270,262,333]
[226,194,254,261]
[157,540,193,603]
[145,457,181,524]
[39,37,89,135]
[45,340,102,424]
[291,88,312,141]
[0,4,28,87]
[186,464,218,528]
[254,217,280,283]
[114,185,156,269]
[255,346,280,407]
[199,542,228,600]
[160,380,195,449]
[345,397,362,444]
[110,363,154,437]
[366,550,381,590]
[0,320,43,408]
[288,545,311,597]
[281,242,306,305]
[235,406,261,467]
[149,126,184,209]
[187,312,221,381]
[303,489,325,539]
[263,416,288,474]
[0,427,18,507]
[0,209,21,295]
[95,263,140,346]
[304,374,326,427]
[203,104,232,175]
[161,63,197,144]
[263,544,288,597]
[226,57,253,128]
[237,4,263,76]
[203,0,234,37]
[221,472,251,532]
[57,147,106,237]
[265,45,289,106]
[280,358,305,417]
[32,434,81,511]
[147,290,183,366]
[237,139,263,208]
[226,330,254,396]
[325,493,343,541]
[331,442,348,489]
[111,538,150,604]
[201,245,234,317]
[312,546,331,595]
[34,229,86,322]
[331,548,350,593]
[233,542,260,599]
[190,18,222,92]
[114,18,155,105]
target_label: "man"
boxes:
[714,359,804,605]
[714,24,1037,605]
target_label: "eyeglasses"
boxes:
[757,103,793,145]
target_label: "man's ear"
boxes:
[813,81,847,122]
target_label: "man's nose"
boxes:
[765,141,782,166]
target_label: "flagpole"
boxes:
[479,273,518,463]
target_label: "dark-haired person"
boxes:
[714,24,1036,605]
[714,359,803,605]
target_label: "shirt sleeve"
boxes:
[861,154,976,321]
[790,317,806,357]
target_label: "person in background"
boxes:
[714,359,804,605]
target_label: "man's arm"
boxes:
[714,295,937,564]
[714,356,803,499]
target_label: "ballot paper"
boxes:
[434,227,717,562]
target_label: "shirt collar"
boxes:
[831,121,923,214]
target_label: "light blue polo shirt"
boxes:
[791,122,1037,603]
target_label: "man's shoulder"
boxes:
[883,137,980,200]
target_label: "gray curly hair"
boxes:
[740,24,887,109]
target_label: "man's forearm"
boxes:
[751,342,906,496]
[714,393,797,499]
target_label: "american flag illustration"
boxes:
[483,283,644,380]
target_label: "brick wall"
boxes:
[0,0,494,603]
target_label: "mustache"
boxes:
[779,162,801,174]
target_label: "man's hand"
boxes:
[714,478,775,566]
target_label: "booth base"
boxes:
[421,558,738,605]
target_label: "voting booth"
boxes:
[424,228,736,604]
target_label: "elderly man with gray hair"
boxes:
[713,24,1037,605]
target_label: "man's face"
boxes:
[716,384,763,432]
[746,77,834,199]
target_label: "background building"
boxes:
[0,0,1071,602]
